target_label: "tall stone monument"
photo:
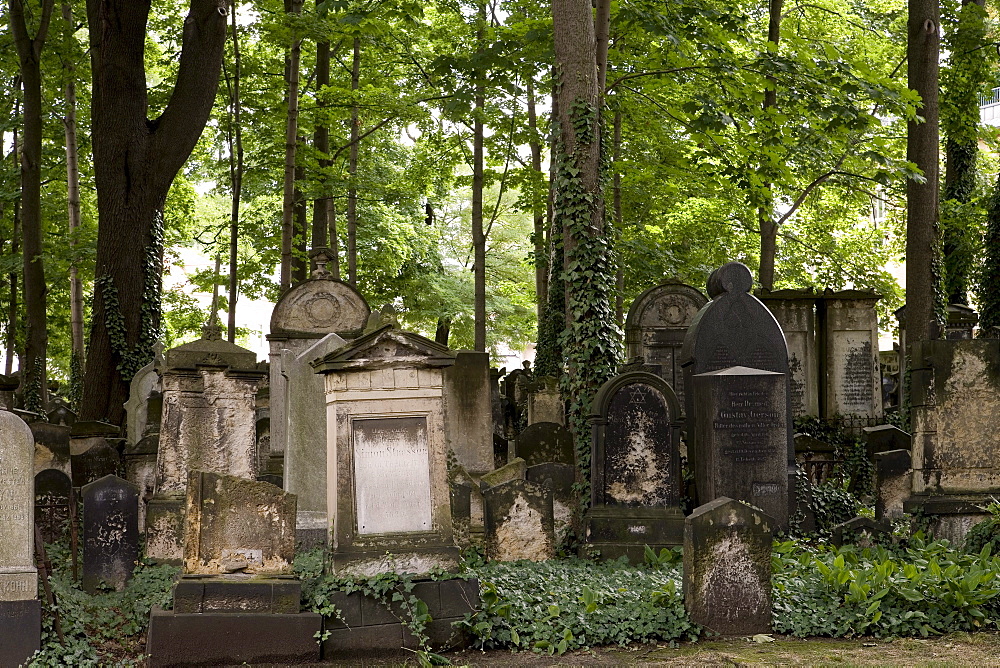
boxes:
[584,372,684,560]
[681,262,793,514]
[758,289,818,418]
[819,290,882,419]
[268,248,370,482]
[145,323,265,563]
[624,282,707,409]
[0,411,40,665]
[312,326,493,574]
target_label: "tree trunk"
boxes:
[347,36,360,285]
[280,0,303,292]
[81,0,228,424]
[293,156,307,283]
[906,0,941,345]
[312,34,331,251]
[226,1,243,344]
[472,2,486,352]
[63,1,85,371]
[10,0,55,412]
[6,115,19,378]
[758,0,783,291]
[613,109,624,326]
[527,77,547,333]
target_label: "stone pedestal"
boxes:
[526,376,564,426]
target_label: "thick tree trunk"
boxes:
[312,35,331,251]
[758,0,783,291]
[226,2,243,343]
[472,3,486,352]
[906,0,941,345]
[10,0,55,412]
[527,78,547,333]
[347,36,360,285]
[81,0,228,424]
[280,0,302,291]
[613,109,624,326]
[6,122,19,378]
[293,157,307,283]
[63,1,85,369]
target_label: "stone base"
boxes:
[146,607,321,667]
[321,578,478,660]
[904,494,992,547]
[583,506,685,562]
[145,495,186,564]
[0,599,40,668]
[331,546,460,578]
[171,575,301,614]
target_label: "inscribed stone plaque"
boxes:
[692,367,789,528]
[0,411,37,601]
[353,416,432,534]
[71,438,120,487]
[34,469,72,544]
[831,332,877,415]
[82,475,140,593]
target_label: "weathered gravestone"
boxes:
[124,342,164,447]
[526,462,576,545]
[146,470,320,667]
[820,290,883,419]
[863,424,911,459]
[625,282,708,410]
[681,262,793,516]
[831,516,891,548]
[683,497,772,636]
[71,437,120,488]
[875,449,911,522]
[83,475,140,593]
[46,404,76,428]
[123,435,158,532]
[0,411,41,666]
[516,421,574,467]
[35,469,72,544]
[758,289,819,418]
[268,248,370,481]
[526,376,564,426]
[584,372,684,561]
[692,366,790,528]
[483,479,555,562]
[145,325,265,563]
[313,326,495,575]
[30,421,71,476]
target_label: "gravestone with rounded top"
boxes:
[625,282,707,409]
[584,371,684,560]
[0,411,40,666]
[83,475,140,592]
[124,342,165,447]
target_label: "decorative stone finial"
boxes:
[203,320,223,341]
[309,247,335,279]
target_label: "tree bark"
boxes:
[312,35,331,251]
[472,2,486,352]
[280,0,302,292]
[63,1,85,370]
[293,156,307,283]
[347,35,360,285]
[9,0,55,411]
[613,109,624,326]
[81,0,228,424]
[527,77,547,333]
[226,1,243,343]
[906,0,941,345]
[758,0,783,291]
[6,113,19,378]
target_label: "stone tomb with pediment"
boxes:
[312,325,493,575]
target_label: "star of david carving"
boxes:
[626,385,649,405]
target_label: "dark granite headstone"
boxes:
[681,262,793,510]
[34,469,72,544]
[584,372,684,560]
[692,366,789,528]
[82,475,140,593]
[71,438,120,487]
[683,497,772,636]
[483,479,555,562]
[625,282,708,410]
[0,599,41,667]
[30,421,71,474]
[516,422,574,467]
[875,449,911,522]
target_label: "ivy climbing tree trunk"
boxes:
[906,0,941,345]
[80,0,228,424]
[63,1,85,393]
[758,0,782,291]
[225,1,243,343]
[940,0,987,306]
[10,0,55,412]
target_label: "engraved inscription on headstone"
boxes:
[34,469,72,544]
[82,475,139,593]
[353,416,432,534]
[71,438,120,488]
[0,411,37,601]
[835,334,875,414]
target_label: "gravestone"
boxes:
[516,422,574,466]
[71,437,121,487]
[83,475,140,593]
[526,376,564,426]
[624,282,707,410]
[483,479,555,562]
[480,457,527,490]
[820,291,882,419]
[691,366,789,528]
[124,342,164,447]
[30,421,71,476]
[123,434,158,531]
[268,249,370,481]
[34,469,72,544]
[681,262,793,512]
[145,324,265,563]
[875,449,911,522]
[47,404,76,428]
[313,326,479,575]
[683,497,772,636]
[526,462,576,545]
[0,411,40,665]
[831,517,891,548]
[584,372,684,560]
[758,289,819,417]
[862,424,911,459]
[945,303,978,340]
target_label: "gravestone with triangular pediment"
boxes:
[312,325,491,575]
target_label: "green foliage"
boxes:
[794,416,876,498]
[773,538,1000,638]
[963,499,1000,557]
[462,557,697,654]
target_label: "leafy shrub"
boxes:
[461,555,697,654]
[773,537,1000,638]
[963,499,1000,556]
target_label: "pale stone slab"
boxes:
[0,411,37,601]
